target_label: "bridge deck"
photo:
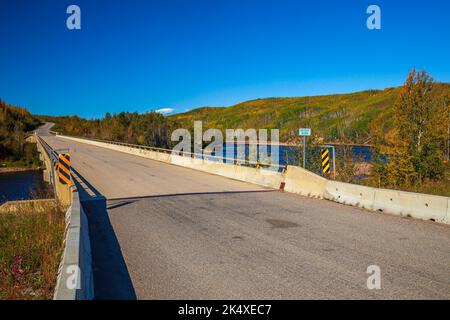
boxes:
[39,129,450,299]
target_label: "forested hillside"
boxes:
[42,82,450,149]
[40,112,177,149]
[0,101,41,168]
[171,83,450,144]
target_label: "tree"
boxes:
[373,70,448,188]
[0,100,41,167]
[394,70,447,181]
[384,128,416,187]
[369,115,389,187]
[445,95,450,160]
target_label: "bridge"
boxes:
[35,123,450,299]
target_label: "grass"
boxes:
[362,178,450,197]
[399,166,450,197]
[0,159,41,170]
[0,203,65,300]
[402,180,450,197]
[359,162,450,197]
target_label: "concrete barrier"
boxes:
[325,181,376,210]
[284,165,327,198]
[372,188,449,223]
[53,187,94,300]
[446,198,450,224]
[180,157,284,189]
[325,181,449,223]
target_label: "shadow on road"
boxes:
[71,167,137,300]
[107,189,277,205]
[106,190,278,210]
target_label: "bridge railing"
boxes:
[36,135,59,205]
[52,133,287,171]
[36,134,71,206]
[36,134,94,300]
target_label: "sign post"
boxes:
[298,128,311,168]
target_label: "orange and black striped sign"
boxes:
[321,148,331,175]
[58,153,71,185]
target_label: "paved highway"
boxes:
[37,124,450,299]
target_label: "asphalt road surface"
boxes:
[37,124,450,299]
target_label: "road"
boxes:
[37,124,450,299]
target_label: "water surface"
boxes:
[0,170,53,204]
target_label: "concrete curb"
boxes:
[53,187,94,300]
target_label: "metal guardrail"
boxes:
[36,135,58,206]
[36,134,70,205]
[36,134,55,160]
[52,132,287,171]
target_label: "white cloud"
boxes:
[154,108,174,115]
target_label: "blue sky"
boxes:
[0,0,449,118]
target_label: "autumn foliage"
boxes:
[371,70,449,188]
[0,100,41,168]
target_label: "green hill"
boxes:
[171,83,450,144]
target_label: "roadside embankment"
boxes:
[0,167,42,174]
[0,201,65,300]
[0,199,55,214]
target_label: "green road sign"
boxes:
[299,128,311,136]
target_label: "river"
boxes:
[203,143,373,168]
[0,170,53,205]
